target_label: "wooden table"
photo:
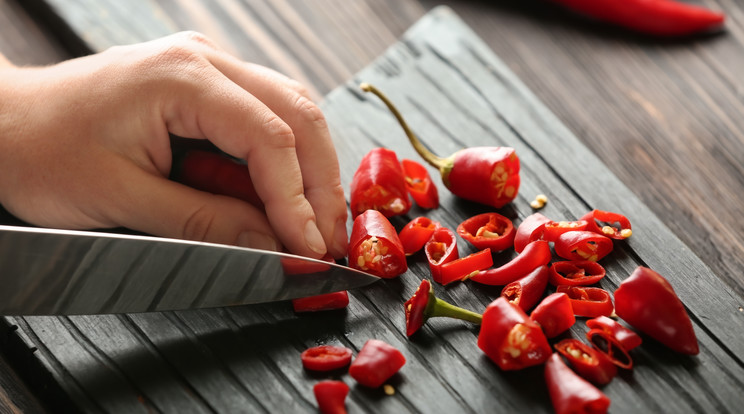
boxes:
[1,0,743,412]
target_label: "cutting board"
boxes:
[3,6,743,413]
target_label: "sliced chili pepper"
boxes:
[360,84,520,208]
[545,353,611,414]
[313,380,349,414]
[554,339,617,386]
[501,265,549,312]
[554,231,613,262]
[614,266,698,355]
[456,212,515,252]
[530,293,576,338]
[543,220,589,242]
[514,213,551,253]
[586,316,642,351]
[292,291,349,313]
[557,286,614,318]
[398,216,439,256]
[580,209,632,240]
[349,210,407,278]
[349,339,406,388]
[439,248,494,285]
[404,279,483,336]
[468,240,551,286]
[301,345,353,372]
[349,148,411,219]
[401,159,439,209]
[549,261,606,286]
[477,297,552,371]
[586,328,633,370]
[424,227,459,284]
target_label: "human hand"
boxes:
[0,32,348,259]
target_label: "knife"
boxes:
[0,225,379,316]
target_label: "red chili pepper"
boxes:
[614,266,699,355]
[586,328,634,370]
[514,213,551,253]
[404,279,483,336]
[477,297,552,371]
[543,220,589,242]
[398,217,439,256]
[401,159,439,209]
[554,231,613,262]
[456,212,515,252]
[349,210,407,278]
[281,254,334,275]
[530,293,576,338]
[556,286,614,318]
[349,148,411,219]
[550,0,724,37]
[580,209,632,240]
[439,248,494,285]
[586,316,642,351]
[349,339,406,388]
[313,380,349,414]
[301,345,353,372]
[549,260,606,286]
[468,240,551,286]
[554,339,617,386]
[424,227,459,284]
[360,84,520,208]
[292,291,349,313]
[501,265,549,312]
[545,353,611,414]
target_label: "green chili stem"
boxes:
[429,297,483,324]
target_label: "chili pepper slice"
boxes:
[549,261,606,286]
[349,339,406,388]
[586,316,642,351]
[439,248,494,285]
[349,210,407,278]
[556,286,614,318]
[424,227,459,284]
[554,339,617,386]
[292,291,349,313]
[398,216,439,256]
[301,345,353,372]
[468,240,551,286]
[477,297,552,371]
[360,84,520,209]
[350,148,411,219]
[313,380,349,414]
[456,212,515,252]
[404,279,483,336]
[554,231,613,262]
[586,328,634,370]
[580,209,632,240]
[545,353,611,414]
[401,159,439,209]
[614,266,698,355]
[514,213,551,253]
[501,265,549,312]
[530,293,576,338]
[543,220,589,242]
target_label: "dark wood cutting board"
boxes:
[2,6,743,413]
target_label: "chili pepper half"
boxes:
[501,265,549,312]
[404,279,483,336]
[530,293,576,338]
[586,316,642,351]
[350,148,411,219]
[292,291,349,313]
[349,210,407,278]
[543,220,589,243]
[313,380,349,414]
[425,227,459,284]
[468,240,551,286]
[545,353,611,414]
[301,345,353,372]
[614,266,698,355]
[456,212,515,252]
[439,248,494,285]
[401,159,439,209]
[549,260,606,286]
[360,83,520,208]
[557,286,614,318]
[586,328,634,370]
[554,339,617,386]
[554,231,613,262]
[398,216,439,256]
[514,213,551,253]
[580,209,632,240]
[349,339,406,388]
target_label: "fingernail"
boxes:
[304,220,327,255]
[237,231,279,251]
[332,217,349,257]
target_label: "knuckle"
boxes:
[174,30,217,49]
[181,204,217,242]
[262,116,296,149]
[285,79,311,99]
[293,95,328,130]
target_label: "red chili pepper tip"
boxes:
[404,279,483,337]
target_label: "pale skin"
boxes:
[0,32,349,259]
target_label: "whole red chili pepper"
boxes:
[549,260,606,286]
[349,210,407,278]
[545,353,611,414]
[401,159,439,209]
[439,248,494,285]
[554,339,617,386]
[549,0,725,37]
[514,213,551,253]
[424,227,459,284]
[477,297,552,371]
[530,293,576,338]
[404,279,483,336]
[398,216,439,256]
[557,286,614,318]
[614,266,699,355]
[313,380,349,414]
[350,148,411,219]
[468,240,551,286]
[580,209,632,240]
[586,316,642,351]
[301,345,353,372]
[586,328,634,370]
[292,291,349,313]
[456,212,515,252]
[360,83,520,208]
[349,339,406,388]
[501,265,549,311]
[554,231,614,262]
[543,220,589,243]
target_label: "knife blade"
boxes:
[0,225,379,315]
